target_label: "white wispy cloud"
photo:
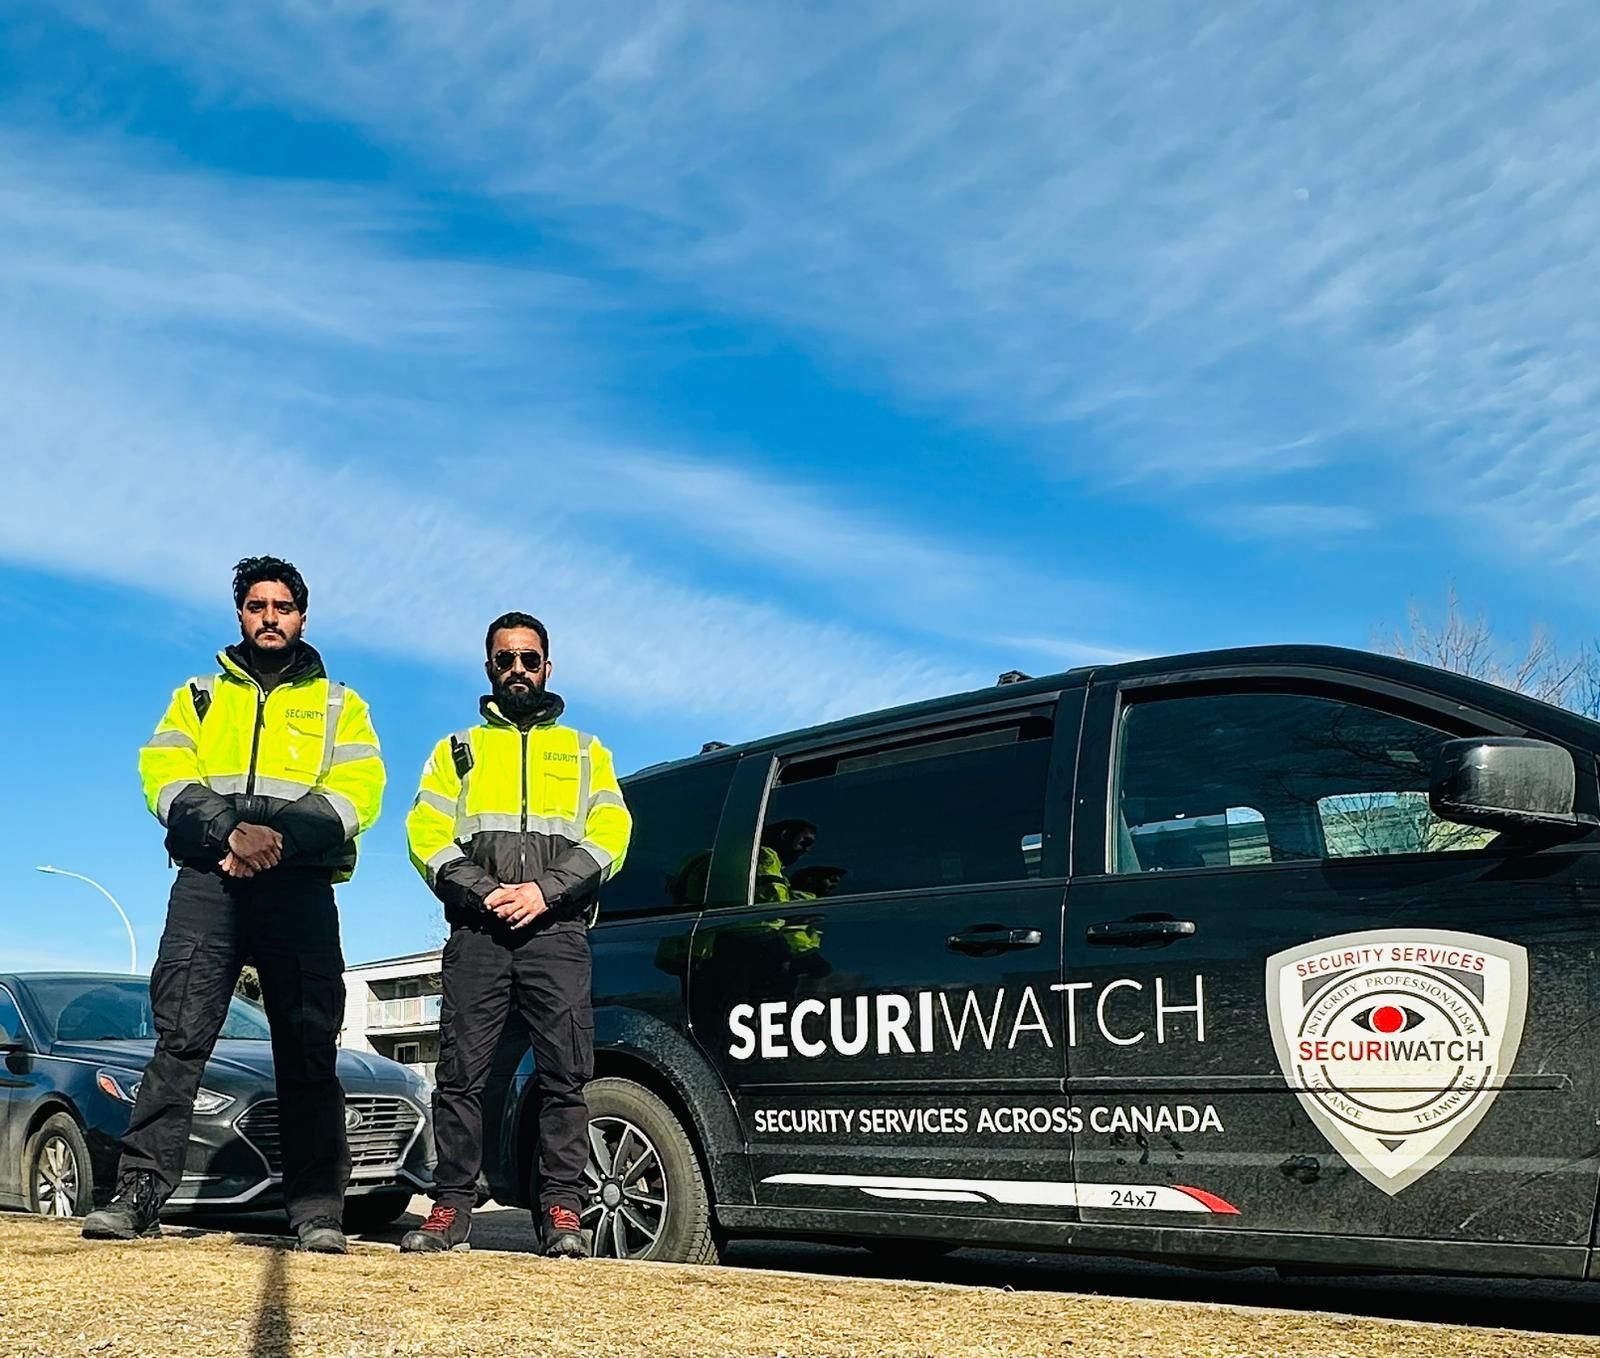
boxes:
[57,1,1600,581]
[495,444,1127,661]
[1208,503,1376,543]
[1,130,1117,725]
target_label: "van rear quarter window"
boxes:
[603,759,736,917]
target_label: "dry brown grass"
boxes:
[1,1215,1595,1358]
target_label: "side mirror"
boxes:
[1430,737,1583,833]
[0,1037,26,1055]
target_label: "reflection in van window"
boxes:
[1125,805,1270,870]
[762,716,1053,898]
[1114,692,1494,873]
[603,759,737,918]
[1318,790,1493,857]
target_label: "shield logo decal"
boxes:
[1266,928,1528,1195]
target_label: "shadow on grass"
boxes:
[249,1244,293,1358]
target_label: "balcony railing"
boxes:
[365,994,442,1030]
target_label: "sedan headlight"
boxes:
[97,1069,235,1116]
[190,1088,236,1116]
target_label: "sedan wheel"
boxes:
[37,1134,80,1216]
[25,1113,93,1219]
[581,1115,667,1259]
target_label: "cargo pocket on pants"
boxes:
[149,938,199,1050]
[294,956,346,1083]
[569,1014,595,1085]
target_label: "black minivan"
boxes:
[482,644,1600,1280]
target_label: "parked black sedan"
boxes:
[0,973,433,1229]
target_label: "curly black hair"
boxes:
[232,556,309,612]
[485,610,549,658]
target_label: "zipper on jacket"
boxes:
[519,727,530,878]
[244,687,266,796]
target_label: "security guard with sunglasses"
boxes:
[402,611,632,1256]
[84,555,385,1253]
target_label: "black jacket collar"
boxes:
[221,641,327,690]
[480,689,566,730]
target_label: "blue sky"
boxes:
[4,2,1600,970]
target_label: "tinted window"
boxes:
[759,717,1054,899]
[0,986,25,1044]
[219,996,272,1040]
[1114,692,1495,873]
[602,759,737,918]
[25,978,270,1042]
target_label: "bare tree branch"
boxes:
[1381,590,1590,715]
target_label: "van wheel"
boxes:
[26,1113,94,1218]
[566,1077,718,1265]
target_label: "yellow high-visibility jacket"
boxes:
[138,644,385,881]
[406,692,632,924]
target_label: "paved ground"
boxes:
[176,1194,1600,1341]
[8,1210,1600,1358]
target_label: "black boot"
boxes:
[296,1217,348,1254]
[82,1170,162,1241]
[400,1203,472,1253]
[541,1204,587,1258]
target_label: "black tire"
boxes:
[342,1191,414,1232]
[556,1076,718,1265]
[25,1113,94,1219]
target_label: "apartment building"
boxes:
[339,949,444,1084]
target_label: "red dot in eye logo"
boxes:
[1351,1004,1425,1035]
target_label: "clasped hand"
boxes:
[484,881,548,928]
[221,823,284,878]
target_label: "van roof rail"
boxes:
[996,670,1033,686]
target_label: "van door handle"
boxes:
[947,926,1044,955]
[1085,918,1197,946]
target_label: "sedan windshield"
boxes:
[23,978,272,1043]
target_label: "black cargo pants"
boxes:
[431,915,593,1218]
[119,866,350,1228]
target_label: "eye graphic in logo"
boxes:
[1351,1005,1425,1035]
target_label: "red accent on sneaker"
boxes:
[547,1205,581,1234]
[420,1205,459,1233]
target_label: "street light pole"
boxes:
[35,866,139,975]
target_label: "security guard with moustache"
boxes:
[83,556,385,1253]
[402,611,631,1256]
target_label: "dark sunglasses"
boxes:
[491,649,545,672]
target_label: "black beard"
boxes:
[243,631,294,669]
[495,681,546,721]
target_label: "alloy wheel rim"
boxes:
[581,1116,667,1259]
[36,1136,79,1217]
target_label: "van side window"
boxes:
[0,986,24,1045]
[602,760,737,918]
[1113,691,1496,872]
[760,716,1053,899]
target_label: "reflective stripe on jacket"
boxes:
[405,694,632,923]
[138,644,385,882]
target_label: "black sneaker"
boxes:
[400,1203,471,1253]
[542,1204,586,1258]
[82,1170,162,1241]
[296,1217,348,1254]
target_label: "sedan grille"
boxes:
[236,1096,420,1173]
